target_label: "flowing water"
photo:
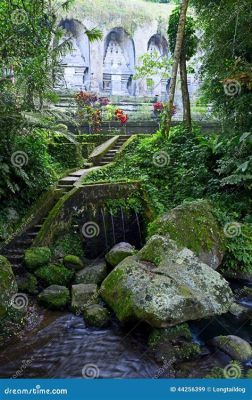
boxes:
[0,280,251,379]
[0,307,159,379]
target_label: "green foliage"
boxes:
[168,6,198,60]
[51,230,85,260]
[191,0,252,132]
[84,125,251,274]
[134,51,172,80]
[49,143,83,169]
[222,224,252,275]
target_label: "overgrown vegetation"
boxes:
[83,124,252,273]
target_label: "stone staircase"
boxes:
[97,136,129,166]
[1,136,129,274]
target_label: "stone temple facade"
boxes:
[56,16,200,104]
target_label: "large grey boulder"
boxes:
[71,284,98,313]
[211,335,252,361]
[148,200,225,269]
[75,260,107,285]
[101,235,233,328]
[38,285,70,310]
[105,242,136,267]
[0,256,18,318]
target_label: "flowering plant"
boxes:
[75,91,110,133]
[153,102,164,113]
[115,109,128,125]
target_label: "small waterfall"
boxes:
[110,209,116,245]
[101,208,109,251]
[120,207,126,241]
[135,210,142,246]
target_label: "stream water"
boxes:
[0,282,251,379]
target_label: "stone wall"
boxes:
[56,6,200,107]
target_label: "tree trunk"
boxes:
[180,54,192,129]
[163,0,190,136]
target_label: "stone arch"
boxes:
[57,19,91,91]
[146,34,169,99]
[103,27,135,96]
[147,33,168,57]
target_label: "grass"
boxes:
[65,0,175,35]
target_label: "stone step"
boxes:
[34,225,43,230]
[16,239,33,246]
[60,176,79,183]
[6,254,24,261]
[5,248,24,255]
[70,169,87,177]
[27,232,38,237]
[57,185,73,191]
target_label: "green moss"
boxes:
[63,255,84,271]
[83,304,110,328]
[175,342,201,361]
[34,188,78,246]
[17,273,38,295]
[49,143,84,169]
[51,230,85,259]
[24,247,51,271]
[0,256,17,318]
[101,265,136,322]
[38,285,70,310]
[148,200,225,256]
[35,264,74,286]
[148,323,192,348]
[205,367,225,379]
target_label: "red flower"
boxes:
[153,102,164,112]
[118,114,128,125]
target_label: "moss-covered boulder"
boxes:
[24,247,51,271]
[35,264,74,286]
[75,260,107,285]
[83,304,110,328]
[101,236,232,327]
[0,256,18,318]
[16,273,38,295]
[63,255,84,271]
[71,284,98,313]
[211,335,252,361]
[105,242,136,267]
[148,200,225,269]
[38,285,70,309]
[148,324,200,362]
